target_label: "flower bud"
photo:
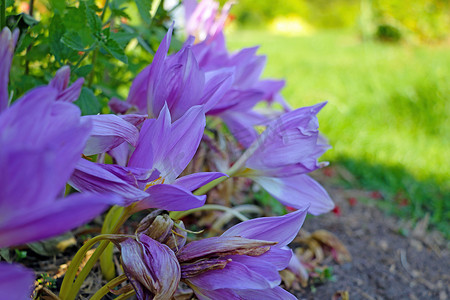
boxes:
[136,209,187,253]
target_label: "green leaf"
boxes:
[48,0,66,13]
[49,14,70,63]
[74,87,101,115]
[102,38,128,63]
[85,2,102,34]
[61,31,87,51]
[74,64,93,77]
[135,0,152,24]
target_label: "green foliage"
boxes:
[6,0,183,113]
[227,29,450,235]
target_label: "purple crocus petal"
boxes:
[201,68,234,113]
[49,66,84,102]
[153,105,206,182]
[254,79,285,103]
[224,255,281,287]
[109,97,134,114]
[173,172,227,191]
[222,207,308,248]
[252,174,334,215]
[57,78,84,102]
[128,107,171,170]
[255,247,293,271]
[0,263,34,300]
[286,248,309,283]
[69,159,149,204]
[230,47,266,89]
[108,141,131,166]
[189,287,240,300]
[146,24,174,117]
[0,28,19,112]
[136,184,206,211]
[0,192,121,248]
[187,260,275,290]
[50,66,71,91]
[1,93,91,205]
[82,114,139,155]
[121,236,180,300]
[119,113,148,127]
[126,65,151,113]
[234,286,297,300]
[220,110,268,148]
[245,102,330,174]
[207,88,263,115]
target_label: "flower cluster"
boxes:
[0,0,333,299]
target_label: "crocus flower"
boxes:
[49,65,84,102]
[70,104,227,212]
[233,102,334,215]
[184,0,234,42]
[121,234,181,300]
[177,208,308,299]
[0,28,19,112]
[0,87,122,248]
[0,263,35,300]
[110,25,233,122]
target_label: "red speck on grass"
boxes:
[332,205,341,216]
[323,167,334,177]
[399,198,409,206]
[370,191,382,199]
[348,197,358,206]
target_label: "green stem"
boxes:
[170,204,249,222]
[193,175,228,196]
[59,234,118,300]
[89,274,127,300]
[100,0,109,22]
[60,206,134,300]
[1,0,5,29]
[100,206,124,280]
[115,290,136,300]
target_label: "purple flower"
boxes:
[234,103,334,215]
[70,104,227,211]
[111,25,233,122]
[177,208,308,299]
[0,28,19,112]
[120,234,181,300]
[0,263,35,300]
[184,0,234,42]
[49,66,84,102]
[0,87,122,248]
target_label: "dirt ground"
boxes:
[292,183,449,300]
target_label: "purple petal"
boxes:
[69,159,149,204]
[187,260,274,290]
[108,141,131,166]
[50,66,71,91]
[173,172,227,191]
[136,184,206,211]
[256,247,293,270]
[0,263,34,300]
[109,97,133,114]
[220,110,268,148]
[82,114,139,155]
[0,192,121,248]
[222,208,308,248]
[234,287,297,300]
[252,174,334,215]
[157,105,205,182]
[189,287,240,300]
[121,236,180,300]
[0,28,18,112]
[201,68,234,113]
[57,78,84,102]
[224,255,281,287]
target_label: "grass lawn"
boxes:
[227,29,449,234]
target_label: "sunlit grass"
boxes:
[227,29,449,233]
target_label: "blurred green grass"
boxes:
[227,29,449,234]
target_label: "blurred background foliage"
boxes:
[226,0,449,235]
[229,0,450,43]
